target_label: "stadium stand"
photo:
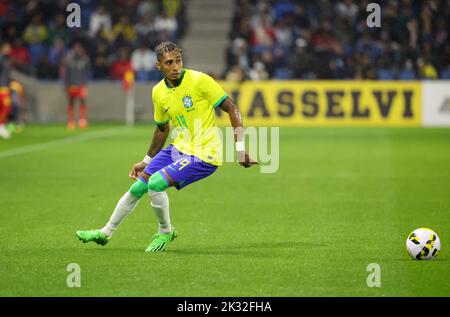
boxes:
[0,0,187,81]
[225,0,450,80]
[0,0,448,81]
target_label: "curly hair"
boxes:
[155,42,182,61]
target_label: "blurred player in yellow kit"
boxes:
[7,80,26,133]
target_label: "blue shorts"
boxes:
[142,144,218,190]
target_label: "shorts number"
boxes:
[176,158,190,170]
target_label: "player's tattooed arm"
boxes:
[147,122,170,157]
[129,123,170,180]
[219,97,243,140]
[219,97,258,168]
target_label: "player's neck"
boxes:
[165,78,177,88]
[165,69,186,88]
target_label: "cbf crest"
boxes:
[182,95,195,112]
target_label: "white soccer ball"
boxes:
[406,228,441,260]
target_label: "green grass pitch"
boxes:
[0,124,449,296]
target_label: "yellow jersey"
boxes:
[152,69,228,166]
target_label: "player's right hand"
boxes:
[237,151,259,168]
[129,161,147,180]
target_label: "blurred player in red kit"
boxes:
[0,43,12,139]
[63,42,91,130]
[8,79,26,133]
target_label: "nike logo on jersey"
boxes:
[163,106,171,113]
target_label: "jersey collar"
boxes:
[164,68,186,89]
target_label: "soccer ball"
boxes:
[406,228,441,260]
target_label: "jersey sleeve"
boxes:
[152,89,170,125]
[199,73,228,108]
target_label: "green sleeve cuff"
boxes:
[154,118,170,126]
[213,93,228,108]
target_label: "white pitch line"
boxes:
[0,126,131,159]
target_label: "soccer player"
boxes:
[0,43,12,139]
[8,80,26,133]
[63,42,91,130]
[76,42,258,252]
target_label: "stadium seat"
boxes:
[377,69,394,80]
[398,70,416,80]
[274,68,292,79]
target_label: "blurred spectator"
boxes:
[261,49,275,77]
[131,43,157,81]
[2,24,21,45]
[23,14,48,45]
[96,24,116,45]
[92,42,112,80]
[250,15,276,49]
[399,59,416,80]
[293,4,310,31]
[10,39,31,66]
[137,0,160,18]
[312,21,339,54]
[48,38,67,77]
[249,61,269,80]
[154,10,178,41]
[335,0,359,24]
[418,58,438,79]
[227,37,251,72]
[89,5,112,38]
[288,39,316,79]
[48,14,70,46]
[23,13,48,65]
[135,14,157,47]
[1,9,23,43]
[226,64,247,82]
[274,16,294,48]
[357,53,377,79]
[110,47,132,80]
[162,0,181,18]
[112,15,137,47]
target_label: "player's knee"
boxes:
[129,179,148,198]
[148,172,169,192]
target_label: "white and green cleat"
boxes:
[76,229,109,246]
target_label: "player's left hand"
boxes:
[237,151,259,168]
